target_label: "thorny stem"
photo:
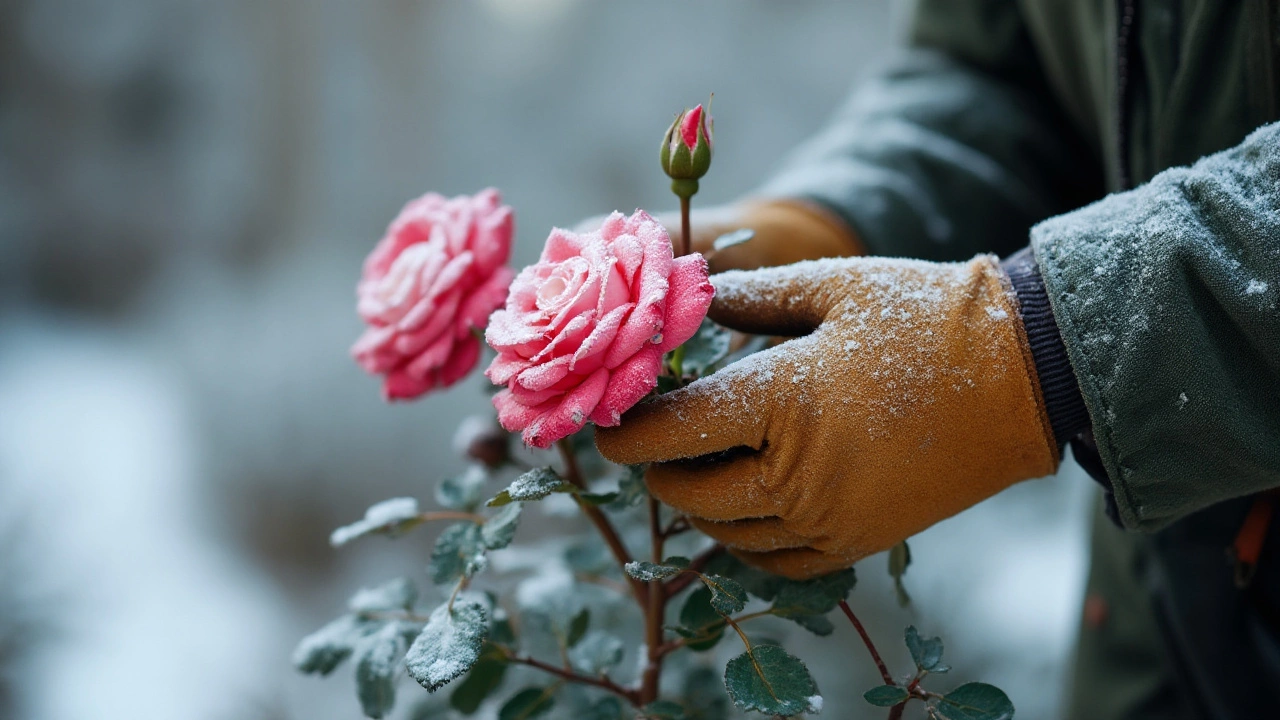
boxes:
[640,496,666,704]
[663,544,726,598]
[555,439,647,609]
[500,647,639,705]
[838,599,894,686]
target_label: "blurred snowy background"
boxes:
[0,1,1096,718]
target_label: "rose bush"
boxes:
[352,189,514,400]
[485,210,714,448]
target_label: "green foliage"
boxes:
[584,696,628,720]
[405,599,489,692]
[863,684,909,707]
[704,554,781,601]
[905,625,950,673]
[769,568,856,617]
[889,540,912,607]
[936,683,1015,720]
[625,561,684,581]
[784,613,835,637]
[680,318,732,376]
[606,464,648,509]
[699,575,747,615]
[568,630,625,674]
[723,645,820,716]
[674,587,726,651]
[355,623,407,718]
[430,523,488,584]
[566,608,591,648]
[488,467,572,506]
[330,497,423,547]
[481,502,523,550]
[293,614,375,676]
[498,686,556,720]
[449,645,508,715]
[437,466,488,511]
[349,577,418,614]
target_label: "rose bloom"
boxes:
[352,189,514,400]
[486,210,714,448]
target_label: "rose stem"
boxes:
[501,647,639,705]
[555,439,647,609]
[639,495,665,703]
[838,599,894,686]
[679,195,692,258]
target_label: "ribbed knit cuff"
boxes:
[1001,248,1091,448]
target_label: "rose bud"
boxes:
[659,103,713,188]
[452,414,511,469]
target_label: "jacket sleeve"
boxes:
[758,0,1102,261]
[1032,122,1280,532]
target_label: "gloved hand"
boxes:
[673,199,864,273]
[596,255,1059,579]
[580,199,863,273]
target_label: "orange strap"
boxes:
[1232,491,1279,588]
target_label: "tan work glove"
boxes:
[669,199,864,273]
[596,255,1059,579]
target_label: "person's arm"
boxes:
[1032,121,1280,532]
[754,0,1102,262]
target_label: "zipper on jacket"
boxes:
[1115,0,1138,191]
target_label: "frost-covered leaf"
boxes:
[566,608,590,648]
[449,645,508,715]
[863,684,909,707]
[405,599,489,692]
[431,523,488,585]
[568,630,625,674]
[481,502,522,550]
[663,556,692,568]
[770,568,856,617]
[292,614,375,675]
[784,613,834,636]
[437,465,489,511]
[700,574,747,615]
[331,498,422,547]
[497,686,556,720]
[675,587,726,651]
[936,683,1014,720]
[723,645,820,717]
[625,561,684,582]
[488,467,571,506]
[889,540,912,607]
[704,554,781,601]
[640,699,687,719]
[905,626,948,673]
[349,577,418,614]
[607,465,648,509]
[356,623,407,718]
[682,666,730,720]
[681,318,732,375]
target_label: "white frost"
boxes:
[807,694,824,713]
[1246,279,1269,295]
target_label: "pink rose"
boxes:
[352,189,514,400]
[486,210,714,448]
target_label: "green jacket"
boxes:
[761,1,1280,717]
[763,0,1280,534]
